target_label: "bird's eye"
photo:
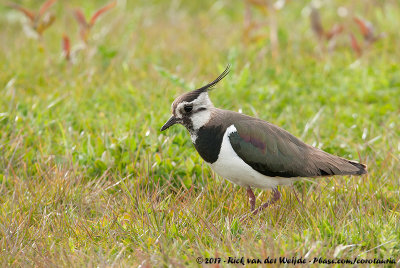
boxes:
[184,104,193,113]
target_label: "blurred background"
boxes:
[0,0,399,265]
[1,0,398,178]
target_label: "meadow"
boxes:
[0,0,399,266]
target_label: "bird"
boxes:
[160,65,367,215]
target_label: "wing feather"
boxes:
[228,118,366,178]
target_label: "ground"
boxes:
[0,0,399,266]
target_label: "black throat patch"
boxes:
[193,124,226,163]
[182,117,194,132]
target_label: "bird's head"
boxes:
[160,65,230,132]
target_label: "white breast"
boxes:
[208,125,295,189]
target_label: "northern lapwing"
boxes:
[161,65,367,215]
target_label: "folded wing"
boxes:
[228,119,367,178]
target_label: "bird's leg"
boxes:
[239,187,256,223]
[253,188,281,215]
[246,186,256,212]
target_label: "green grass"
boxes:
[0,0,399,266]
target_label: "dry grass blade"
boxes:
[38,0,56,17]
[325,24,343,40]
[35,14,55,35]
[62,34,70,61]
[354,16,376,42]
[7,3,36,22]
[89,1,116,26]
[310,7,324,38]
[246,0,268,12]
[73,9,88,28]
[349,33,362,56]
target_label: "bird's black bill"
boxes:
[160,116,177,131]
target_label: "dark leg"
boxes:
[246,186,256,212]
[252,188,281,215]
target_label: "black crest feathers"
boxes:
[196,64,231,93]
[173,64,231,105]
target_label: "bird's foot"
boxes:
[252,188,281,216]
[240,188,281,222]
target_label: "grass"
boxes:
[0,0,399,266]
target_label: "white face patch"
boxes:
[174,92,213,131]
[191,109,211,130]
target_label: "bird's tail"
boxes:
[314,148,368,177]
[347,160,368,175]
